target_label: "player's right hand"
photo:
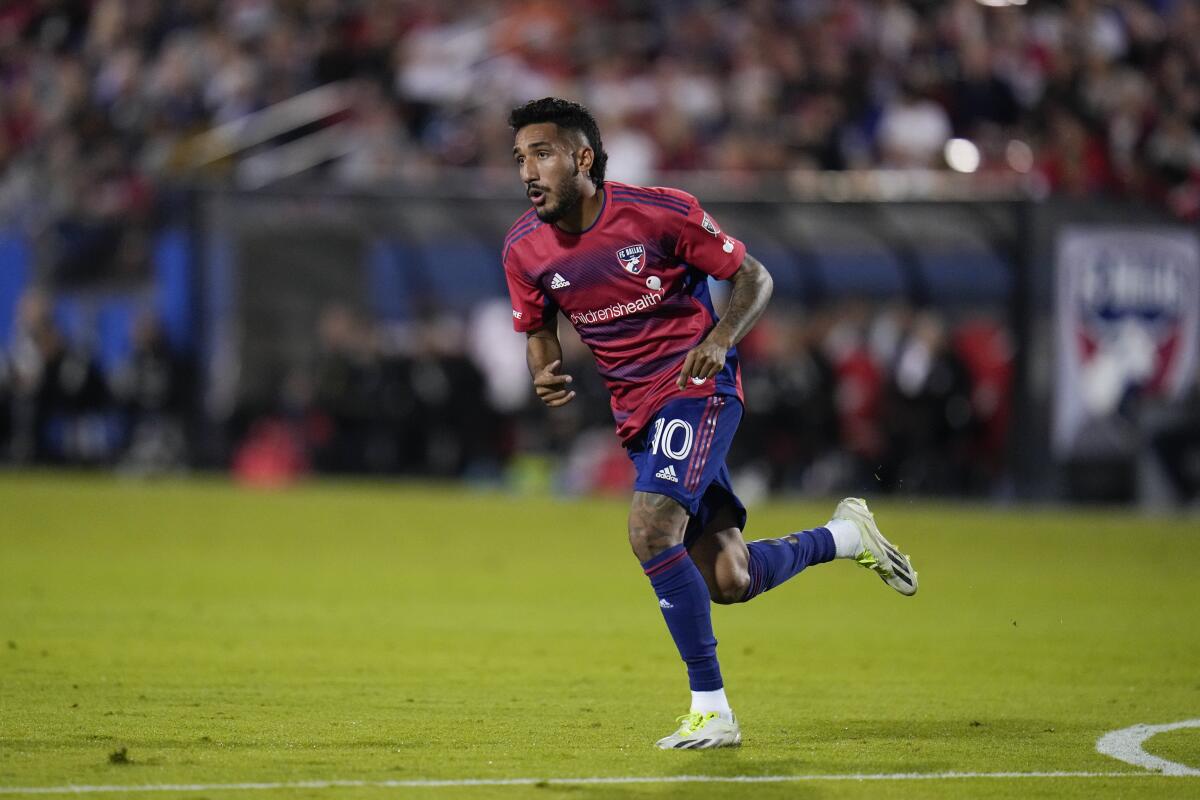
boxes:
[533,359,576,407]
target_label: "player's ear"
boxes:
[577,145,594,179]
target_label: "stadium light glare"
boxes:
[976,0,1027,6]
[1006,139,1034,173]
[944,139,981,173]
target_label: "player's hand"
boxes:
[533,359,576,407]
[677,338,727,389]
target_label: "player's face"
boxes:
[512,123,587,223]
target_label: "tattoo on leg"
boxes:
[628,492,688,561]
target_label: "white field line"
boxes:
[4,718,1198,795]
[0,771,1190,795]
[1095,719,1200,776]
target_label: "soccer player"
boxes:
[503,98,918,750]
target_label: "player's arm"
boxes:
[527,320,576,407]
[676,252,773,389]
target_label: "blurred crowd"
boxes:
[0,288,509,481]
[551,302,1015,499]
[7,283,1196,504]
[226,304,509,485]
[0,288,195,471]
[215,298,1017,496]
[0,286,1014,498]
[4,0,1200,274]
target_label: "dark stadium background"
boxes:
[1,0,1198,508]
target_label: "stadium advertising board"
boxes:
[1053,228,1200,458]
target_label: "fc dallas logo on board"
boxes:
[1073,241,1192,395]
[616,244,646,274]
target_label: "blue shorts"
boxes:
[626,394,748,546]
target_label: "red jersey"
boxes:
[503,181,747,443]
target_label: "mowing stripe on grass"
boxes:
[0,771,1194,794]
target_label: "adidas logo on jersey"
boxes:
[655,465,679,483]
[659,598,674,609]
[550,272,571,289]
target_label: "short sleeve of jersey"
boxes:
[504,256,557,332]
[673,203,746,280]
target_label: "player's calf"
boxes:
[686,527,751,604]
[633,491,727,708]
[709,572,750,605]
[737,529,837,602]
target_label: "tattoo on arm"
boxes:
[708,253,774,349]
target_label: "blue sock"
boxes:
[741,527,836,602]
[642,544,722,691]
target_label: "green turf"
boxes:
[1147,728,1200,772]
[1,472,1198,799]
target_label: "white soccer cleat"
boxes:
[655,711,741,750]
[833,497,918,596]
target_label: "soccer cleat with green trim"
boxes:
[833,497,918,596]
[655,711,741,750]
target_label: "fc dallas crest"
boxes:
[617,244,646,274]
[1053,228,1200,456]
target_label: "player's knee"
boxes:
[628,521,678,562]
[711,568,750,605]
[628,496,686,562]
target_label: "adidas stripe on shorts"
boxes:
[626,393,748,545]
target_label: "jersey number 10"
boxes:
[650,418,694,461]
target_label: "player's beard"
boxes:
[535,164,584,224]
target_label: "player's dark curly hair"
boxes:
[508,97,607,188]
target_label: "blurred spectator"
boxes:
[1035,105,1115,196]
[879,311,978,494]
[8,288,112,463]
[1143,373,1200,507]
[402,312,496,477]
[309,304,387,473]
[877,81,953,168]
[736,310,839,492]
[601,115,659,186]
[825,302,886,469]
[110,312,194,474]
[953,317,1014,482]
[304,304,503,478]
[950,41,1020,137]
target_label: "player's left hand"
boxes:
[677,337,727,389]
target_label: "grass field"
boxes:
[2,472,1199,799]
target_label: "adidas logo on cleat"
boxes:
[655,465,679,483]
[550,272,571,289]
